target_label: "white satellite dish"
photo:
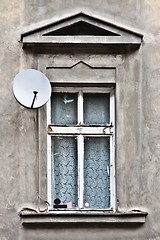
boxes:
[12,69,51,109]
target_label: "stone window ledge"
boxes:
[20,210,148,225]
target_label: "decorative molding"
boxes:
[46,61,115,69]
[21,12,143,53]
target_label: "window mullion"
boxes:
[78,135,84,209]
[78,90,83,125]
[77,90,84,209]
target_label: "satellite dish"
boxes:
[12,69,51,109]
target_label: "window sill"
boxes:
[20,209,148,225]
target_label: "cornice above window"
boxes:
[21,12,143,53]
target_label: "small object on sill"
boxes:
[54,204,67,208]
[53,198,68,209]
[67,202,72,208]
[84,202,90,208]
[54,198,61,205]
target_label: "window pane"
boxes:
[84,137,110,209]
[84,93,110,125]
[51,92,77,125]
[51,136,78,208]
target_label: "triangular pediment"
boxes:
[21,12,143,53]
[43,20,120,36]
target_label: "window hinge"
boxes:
[109,127,113,134]
[103,124,114,134]
[47,126,52,134]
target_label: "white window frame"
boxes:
[47,86,116,211]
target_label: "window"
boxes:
[47,86,115,210]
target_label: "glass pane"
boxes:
[51,136,78,208]
[84,93,110,125]
[51,92,77,125]
[84,137,110,209]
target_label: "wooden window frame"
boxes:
[47,86,116,211]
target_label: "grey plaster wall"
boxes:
[0,0,160,239]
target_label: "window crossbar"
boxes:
[48,125,113,135]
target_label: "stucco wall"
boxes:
[0,1,160,239]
